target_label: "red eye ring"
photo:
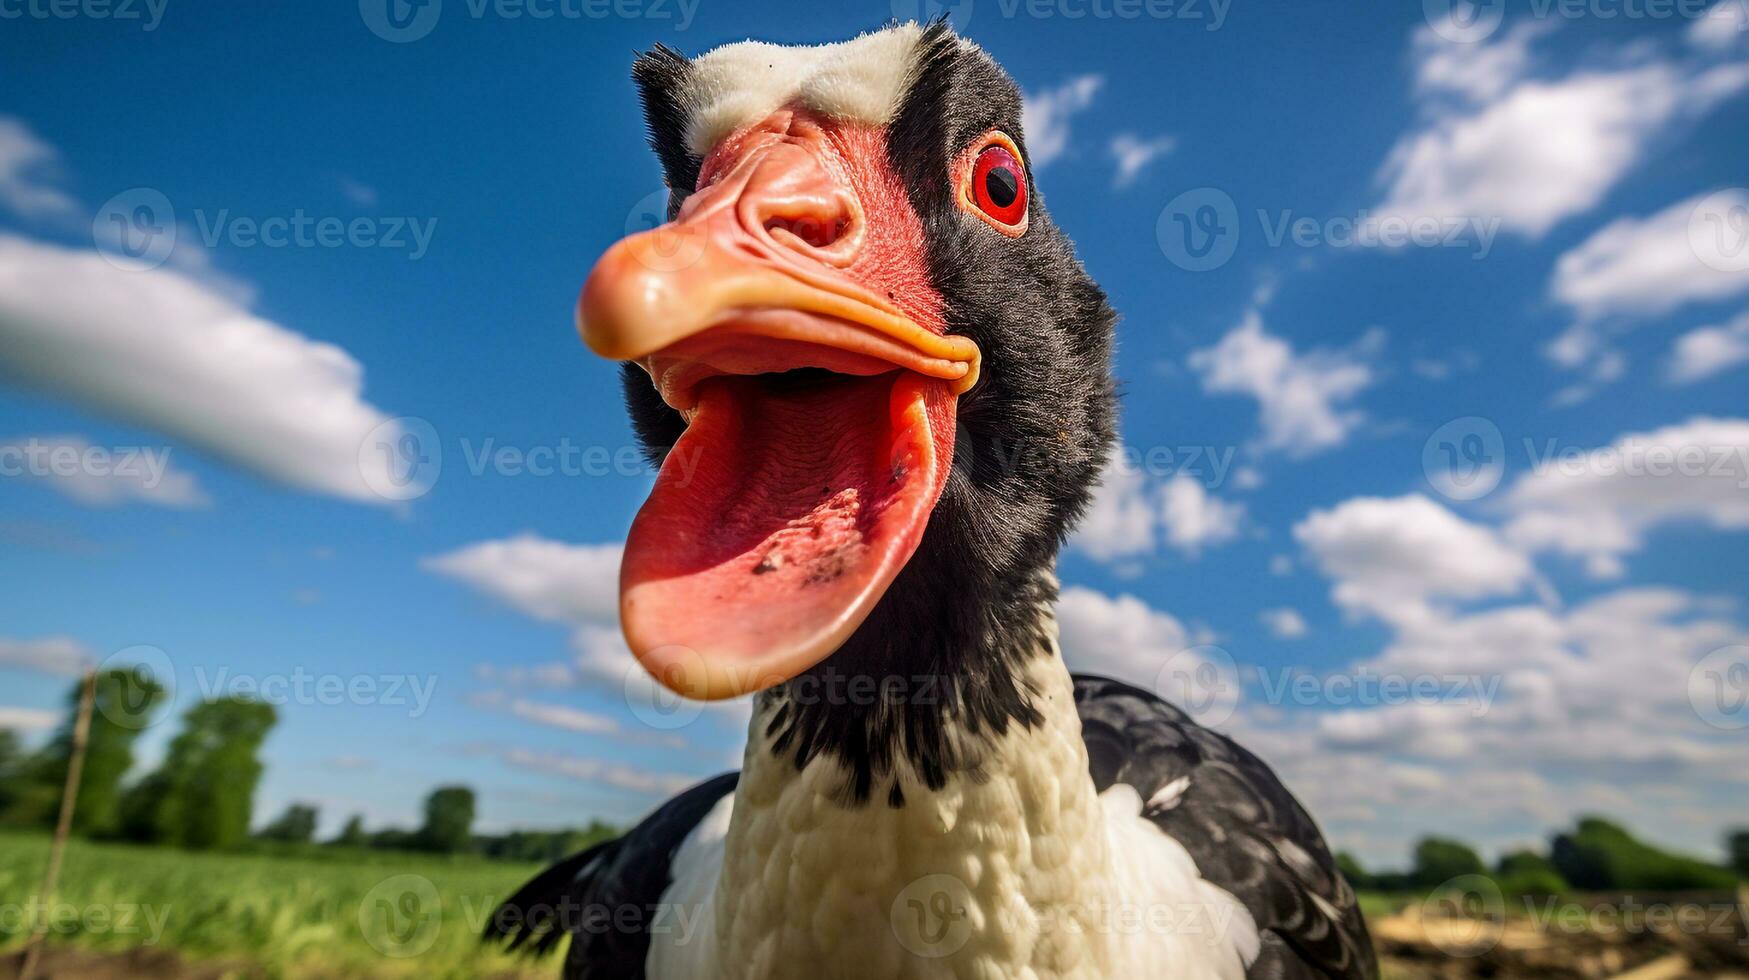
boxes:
[965,138,1028,232]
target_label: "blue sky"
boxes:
[2,0,1747,868]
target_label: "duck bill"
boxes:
[579,146,976,701]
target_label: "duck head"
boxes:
[583,21,1117,795]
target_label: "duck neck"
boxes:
[716,591,1119,977]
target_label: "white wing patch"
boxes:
[681,23,926,156]
[1099,784,1262,979]
[646,793,733,980]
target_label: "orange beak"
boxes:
[576,113,979,700]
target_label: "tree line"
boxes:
[1340,818,1749,896]
[0,667,617,863]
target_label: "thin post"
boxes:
[19,666,98,980]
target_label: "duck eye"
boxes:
[969,144,1027,228]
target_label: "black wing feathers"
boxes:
[1073,674,1378,980]
[483,772,738,980]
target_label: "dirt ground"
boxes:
[1374,891,1749,979]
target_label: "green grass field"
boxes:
[0,831,558,978]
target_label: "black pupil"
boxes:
[983,165,1019,209]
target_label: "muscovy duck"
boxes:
[486,21,1376,980]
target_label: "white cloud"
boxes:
[428,534,752,738]
[0,635,90,676]
[1020,75,1103,168]
[0,236,405,503]
[1667,309,1749,383]
[1,435,207,508]
[508,698,620,735]
[1108,133,1175,188]
[1259,607,1309,639]
[497,746,697,797]
[339,177,379,208]
[1057,586,1207,682]
[1158,474,1245,554]
[1377,26,1749,238]
[0,706,61,732]
[1412,20,1550,104]
[423,535,622,625]
[1689,0,1749,49]
[1073,454,1157,562]
[1188,311,1378,457]
[1503,417,1749,578]
[0,116,76,219]
[1294,494,1533,625]
[1071,455,1246,563]
[1550,190,1749,321]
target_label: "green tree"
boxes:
[1551,816,1737,891]
[330,813,368,848]
[121,697,277,850]
[258,802,319,844]
[1728,829,1749,879]
[1411,837,1486,889]
[417,785,475,853]
[0,729,22,814]
[1493,849,1567,896]
[24,668,167,836]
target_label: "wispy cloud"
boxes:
[1020,75,1104,168]
[1375,23,1749,238]
[0,635,91,676]
[1188,308,1381,458]
[0,116,77,220]
[1108,133,1175,188]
